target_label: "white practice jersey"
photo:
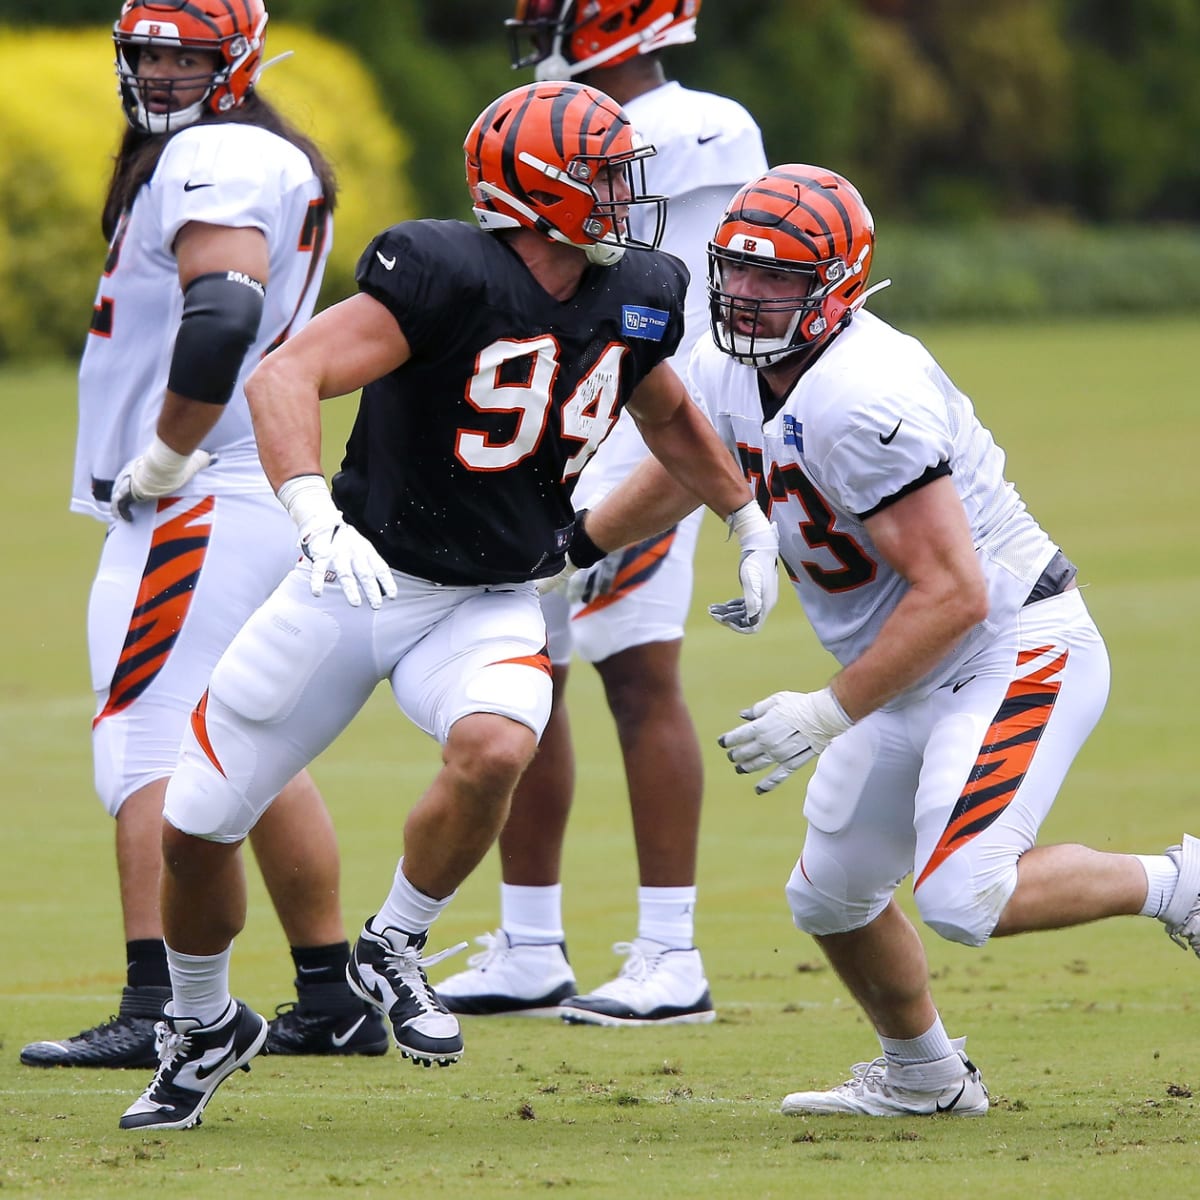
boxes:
[688,310,1060,706]
[574,81,766,504]
[72,122,332,522]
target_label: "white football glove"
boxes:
[709,500,779,634]
[111,435,214,522]
[718,687,853,794]
[536,560,578,597]
[277,475,397,610]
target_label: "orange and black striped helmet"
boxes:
[465,81,666,266]
[506,1,700,81]
[114,0,268,134]
[708,164,877,366]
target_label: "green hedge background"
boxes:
[1,2,1197,361]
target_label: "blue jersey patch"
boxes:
[621,305,669,341]
[783,414,804,452]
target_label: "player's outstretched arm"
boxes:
[590,362,780,632]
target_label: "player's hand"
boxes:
[536,560,578,596]
[537,509,609,597]
[711,500,778,634]
[111,437,214,522]
[300,521,396,610]
[278,474,397,610]
[718,688,853,794]
[566,552,622,605]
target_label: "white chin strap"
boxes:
[135,95,206,134]
[585,242,625,266]
[474,180,625,266]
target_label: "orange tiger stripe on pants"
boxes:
[915,645,1068,890]
[93,496,214,728]
[573,529,676,618]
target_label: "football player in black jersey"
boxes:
[118,80,778,1131]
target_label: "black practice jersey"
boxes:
[331,219,687,585]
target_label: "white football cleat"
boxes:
[435,930,577,1017]
[781,1048,989,1118]
[560,939,716,1027]
[1162,835,1200,956]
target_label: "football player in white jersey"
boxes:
[435,0,769,1028]
[21,0,388,1071]
[581,164,1200,1115]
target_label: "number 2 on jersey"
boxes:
[457,336,625,481]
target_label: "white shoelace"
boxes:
[463,930,506,972]
[838,1057,889,1093]
[384,941,467,1015]
[612,940,662,983]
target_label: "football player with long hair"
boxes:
[579,162,1200,1115]
[22,0,389,1073]
[115,80,779,1131]
[435,0,767,1029]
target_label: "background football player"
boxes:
[22,0,387,1073]
[435,0,769,1029]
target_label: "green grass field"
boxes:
[2,318,1197,1198]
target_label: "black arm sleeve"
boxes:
[167,270,265,404]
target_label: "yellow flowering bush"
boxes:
[0,24,412,362]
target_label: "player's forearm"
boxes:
[155,391,225,456]
[636,400,748,523]
[584,457,700,552]
[244,356,324,491]
[831,579,987,719]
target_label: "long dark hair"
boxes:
[101,91,338,240]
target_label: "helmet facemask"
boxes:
[708,240,869,367]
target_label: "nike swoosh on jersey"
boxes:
[696,133,721,145]
[330,1016,367,1048]
[879,419,903,444]
[376,250,396,270]
[183,180,215,192]
[952,674,977,693]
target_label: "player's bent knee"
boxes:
[162,749,258,845]
[914,870,1016,947]
[785,864,883,937]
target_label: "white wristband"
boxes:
[812,686,854,738]
[727,499,775,552]
[276,474,341,542]
[138,435,195,493]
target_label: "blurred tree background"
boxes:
[1,0,1198,361]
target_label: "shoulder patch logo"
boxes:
[621,305,669,341]
[782,414,804,453]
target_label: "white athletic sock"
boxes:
[637,885,697,949]
[165,943,232,1027]
[501,883,565,944]
[373,857,454,937]
[879,1014,956,1068]
[1136,854,1180,918]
